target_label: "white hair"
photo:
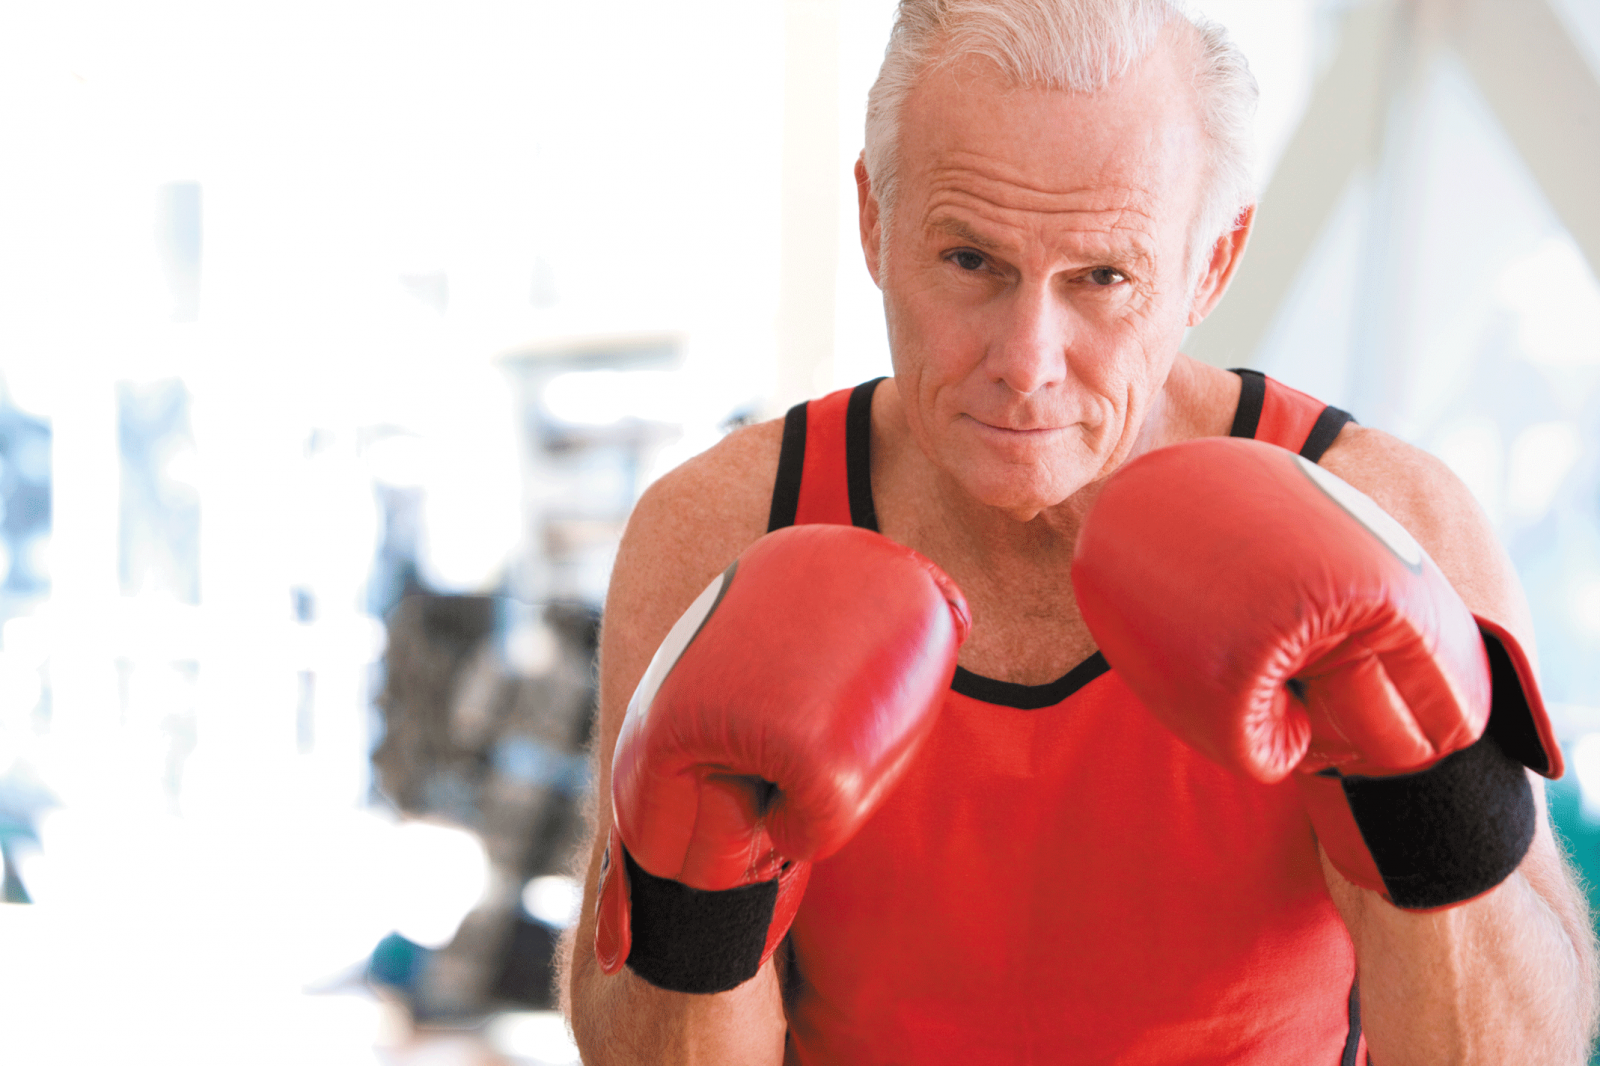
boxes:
[862,0,1258,284]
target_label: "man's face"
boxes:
[865,39,1211,520]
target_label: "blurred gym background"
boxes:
[0,0,1597,1062]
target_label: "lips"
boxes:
[966,415,1066,434]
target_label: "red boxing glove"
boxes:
[596,524,970,992]
[1072,437,1561,909]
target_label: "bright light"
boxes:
[1,616,49,667]
[419,466,521,592]
[1497,236,1600,368]
[642,422,726,489]
[389,820,490,950]
[21,534,49,582]
[505,620,559,678]
[272,994,390,1066]
[1431,417,1504,526]
[363,433,430,489]
[522,874,582,929]
[485,1010,582,1065]
[1573,581,1600,637]
[1573,733,1600,820]
[543,369,684,426]
[1506,421,1581,523]
[0,652,43,727]
[163,447,203,490]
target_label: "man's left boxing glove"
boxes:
[595,524,970,993]
[1072,437,1562,911]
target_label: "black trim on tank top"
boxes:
[1300,405,1355,463]
[845,378,884,532]
[1341,974,1362,1065]
[1228,367,1266,438]
[951,653,1110,710]
[767,400,808,532]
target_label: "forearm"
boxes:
[566,938,786,1065]
[563,843,788,1066]
[1321,812,1598,1064]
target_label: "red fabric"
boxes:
[793,387,854,525]
[781,377,1363,1065]
[1257,375,1326,455]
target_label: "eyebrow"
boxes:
[924,213,1154,270]
[928,216,996,249]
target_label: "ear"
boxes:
[856,153,883,287]
[1186,204,1255,327]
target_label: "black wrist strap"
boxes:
[1340,726,1534,909]
[623,846,780,995]
[1338,630,1541,910]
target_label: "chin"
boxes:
[913,417,1103,517]
[952,461,1085,520]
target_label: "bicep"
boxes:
[1317,425,1536,654]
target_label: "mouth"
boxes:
[965,414,1067,436]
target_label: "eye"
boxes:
[950,249,986,272]
[1088,267,1126,286]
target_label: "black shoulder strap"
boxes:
[1228,368,1265,439]
[845,379,883,532]
[1299,405,1355,463]
[767,401,808,532]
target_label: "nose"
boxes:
[985,281,1070,396]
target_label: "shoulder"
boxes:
[1316,424,1534,646]
[596,416,786,741]
[622,416,786,572]
[607,417,786,651]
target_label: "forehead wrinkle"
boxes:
[926,154,1099,202]
[923,156,1159,216]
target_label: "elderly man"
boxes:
[563,0,1598,1062]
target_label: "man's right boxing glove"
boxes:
[595,524,970,993]
[1072,437,1562,910]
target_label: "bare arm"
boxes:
[1320,426,1599,1064]
[560,421,790,1065]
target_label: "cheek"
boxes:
[887,284,982,378]
[1080,304,1182,381]
[1060,328,1144,400]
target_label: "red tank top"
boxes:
[768,371,1368,1065]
